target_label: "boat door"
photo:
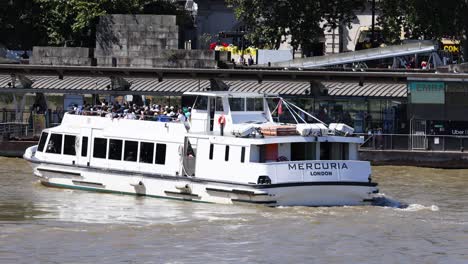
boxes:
[411,119,427,150]
[182,137,198,176]
[76,127,92,167]
[208,97,215,131]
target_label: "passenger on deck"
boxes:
[177,109,186,122]
[126,109,136,120]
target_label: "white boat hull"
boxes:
[29,162,378,207]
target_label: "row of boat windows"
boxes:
[208,144,246,163]
[37,132,166,165]
[92,137,166,164]
[38,132,77,156]
[193,96,263,112]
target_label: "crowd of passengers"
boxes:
[68,100,191,123]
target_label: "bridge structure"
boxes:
[271,41,442,69]
[0,63,466,97]
[0,64,462,83]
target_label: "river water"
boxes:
[0,157,467,263]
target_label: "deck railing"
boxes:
[0,122,31,139]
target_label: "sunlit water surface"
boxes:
[0,157,467,263]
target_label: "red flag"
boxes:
[278,100,283,115]
[209,42,217,50]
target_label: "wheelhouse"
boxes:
[185,91,273,134]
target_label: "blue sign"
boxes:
[409,82,445,104]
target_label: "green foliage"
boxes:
[0,1,46,49]
[0,0,190,48]
[226,0,366,55]
[378,0,468,43]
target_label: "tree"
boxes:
[226,0,366,56]
[35,0,156,47]
[378,0,468,43]
[0,1,46,49]
[0,0,191,48]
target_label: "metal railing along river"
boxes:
[358,133,468,152]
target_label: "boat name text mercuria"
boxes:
[287,162,349,171]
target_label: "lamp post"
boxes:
[371,0,376,43]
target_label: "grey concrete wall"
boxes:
[96,49,224,68]
[31,15,226,68]
[95,14,222,68]
[360,149,468,169]
[31,47,93,66]
[195,0,238,49]
[96,14,179,57]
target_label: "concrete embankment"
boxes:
[360,149,468,169]
[0,141,37,157]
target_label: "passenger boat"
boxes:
[23,91,378,206]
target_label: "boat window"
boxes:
[140,142,154,164]
[246,98,263,111]
[320,143,347,160]
[63,135,76,156]
[37,132,48,152]
[209,144,214,160]
[124,141,138,162]
[241,147,245,163]
[81,136,88,157]
[93,138,107,159]
[215,97,224,111]
[224,145,229,161]
[186,139,196,157]
[155,143,166,165]
[109,139,123,160]
[46,133,63,154]
[291,143,316,161]
[193,96,208,110]
[264,144,278,162]
[320,142,331,160]
[229,98,245,111]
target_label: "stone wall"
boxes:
[96,14,179,57]
[96,49,224,68]
[31,15,227,68]
[31,47,94,66]
[95,14,224,68]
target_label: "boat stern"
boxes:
[250,160,378,206]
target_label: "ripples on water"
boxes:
[0,158,467,263]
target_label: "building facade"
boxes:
[194,0,379,55]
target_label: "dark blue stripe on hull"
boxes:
[255,181,377,189]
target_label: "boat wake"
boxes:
[396,204,439,212]
[371,194,439,211]
[370,193,407,208]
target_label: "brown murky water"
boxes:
[0,157,467,263]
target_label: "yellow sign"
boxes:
[443,45,460,53]
[214,45,257,56]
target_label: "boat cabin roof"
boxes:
[186,132,364,146]
[183,91,277,98]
